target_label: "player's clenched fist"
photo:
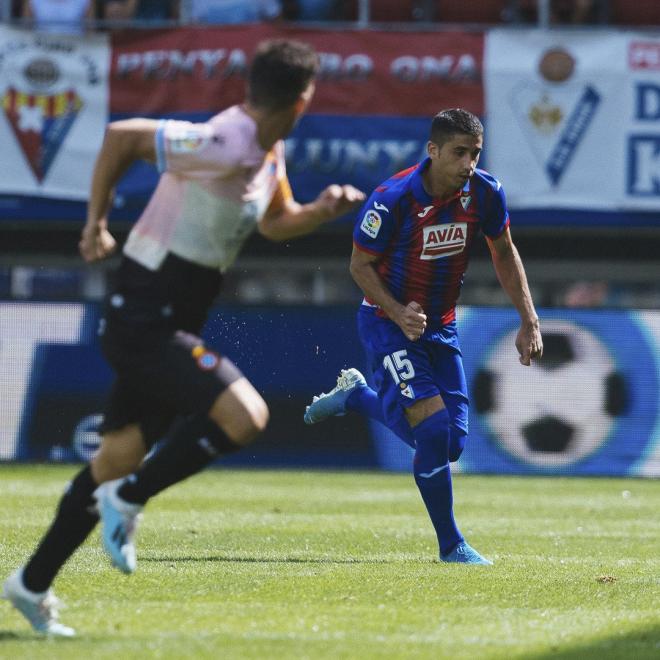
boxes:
[395,301,427,342]
[79,223,117,263]
[516,320,543,366]
[316,184,366,218]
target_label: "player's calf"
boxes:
[448,427,467,462]
[97,412,248,574]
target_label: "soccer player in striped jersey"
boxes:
[305,108,543,565]
[3,39,364,636]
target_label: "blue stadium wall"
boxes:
[1,301,658,477]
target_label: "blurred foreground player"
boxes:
[304,108,542,565]
[3,39,364,636]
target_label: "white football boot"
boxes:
[3,568,75,636]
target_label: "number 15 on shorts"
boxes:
[383,349,415,384]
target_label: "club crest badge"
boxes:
[0,27,107,193]
[3,85,83,183]
[400,383,415,399]
[192,345,220,371]
[509,48,601,186]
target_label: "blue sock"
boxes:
[412,408,463,556]
[347,386,415,448]
[346,385,381,419]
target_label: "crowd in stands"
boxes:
[6,1,660,31]
[504,0,609,24]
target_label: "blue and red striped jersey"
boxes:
[353,157,510,329]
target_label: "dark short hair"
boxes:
[430,108,483,147]
[248,39,319,111]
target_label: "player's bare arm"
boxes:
[487,227,543,365]
[259,183,365,241]
[349,245,427,341]
[81,119,159,262]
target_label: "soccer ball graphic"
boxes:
[472,320,627,467]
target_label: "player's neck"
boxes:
[421,168,457,201]
[242,103,292,151]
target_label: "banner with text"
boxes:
[108,25,483,206]
[0,24,483,217]
[485,29,660,212]
[110,25,484,117]
[3,25,659,223]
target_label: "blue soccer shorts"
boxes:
[357,306,469,437]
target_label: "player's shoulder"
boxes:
[206,105,263,159]
[371,162,421,207]
[472,168,505,194]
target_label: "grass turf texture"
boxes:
[0,465,658,659]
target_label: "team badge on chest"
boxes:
[420,223,467,260]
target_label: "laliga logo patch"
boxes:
[510,48,601,186]
[420,223,467,260]
[192,345,219,371]
[360,209,382,239]
[169,127,209,154]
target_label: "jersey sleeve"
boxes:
[155,119,241,179]
[481,176,510,239]
[352,192,396,256]
[263,143,294,217]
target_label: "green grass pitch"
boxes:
[0,465,658,659]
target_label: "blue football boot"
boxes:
[96,479,142,574]
[441,541,493,565]
[304,368,367,425]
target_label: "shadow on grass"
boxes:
[528,624,660,660]
[142,554,435,565]
[0,629,79,642]
[0,631,23,641]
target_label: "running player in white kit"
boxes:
[3,39,364,636]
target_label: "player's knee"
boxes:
[236,396,269,444]
[91,451,142,483]
[411,408,453,474]
[209,387,269,446]
[448,427,467,462]
[414,438,448,473]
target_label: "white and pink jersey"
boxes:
[123,105,290,273]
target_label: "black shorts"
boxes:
[100,327,243,449]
